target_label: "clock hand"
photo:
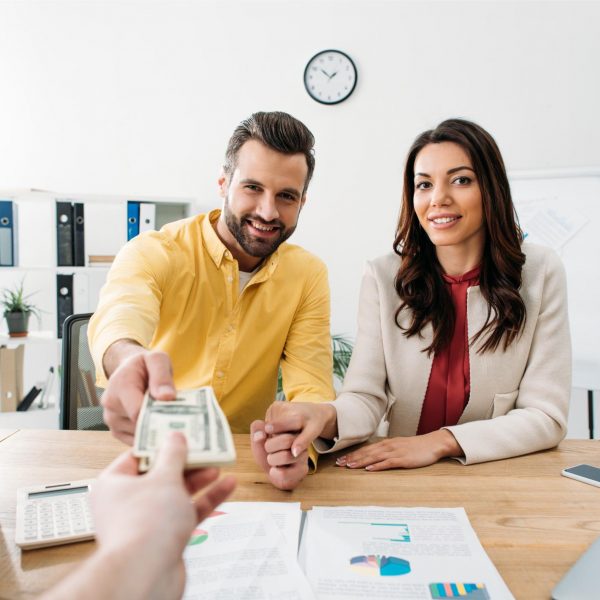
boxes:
[329,71,338,80]
[320,68,332,78]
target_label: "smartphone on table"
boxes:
[561,464,600,488]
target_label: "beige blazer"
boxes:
[319,243,571,464]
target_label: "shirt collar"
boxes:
[202,208,281,278]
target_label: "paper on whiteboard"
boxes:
[516,198,588,250]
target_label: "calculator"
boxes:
[16,479,96,550]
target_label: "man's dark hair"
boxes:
[223,111,316,193]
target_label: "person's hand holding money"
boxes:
[101,340,177,445]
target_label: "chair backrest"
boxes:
[60,313,107,431]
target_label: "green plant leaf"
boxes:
[276,333,354,400]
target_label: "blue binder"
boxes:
[0,200,16,266]
[127,201,140,240]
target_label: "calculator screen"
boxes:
[28,486,89,499]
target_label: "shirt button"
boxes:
[225,251,231,259]
[227,276,233,283]
[216,371,224,378]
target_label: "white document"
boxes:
[516,198,588,251]
[303,506,514,600]
[183,501,315,600]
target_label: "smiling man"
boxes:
[88,112,335,489]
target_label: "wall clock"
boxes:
[303,49,357,105]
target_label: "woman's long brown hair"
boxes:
[394,118,526,355]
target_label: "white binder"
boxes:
[139,202,156,233]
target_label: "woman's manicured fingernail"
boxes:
[365,465,373,471]
[252,431,265,442]
[347,462,356,468]
[264,424,274,434]
[291,446,301,458]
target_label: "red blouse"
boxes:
[416,265,481,435]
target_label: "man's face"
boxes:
[217,140,307,268]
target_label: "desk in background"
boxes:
[1,430,600,599]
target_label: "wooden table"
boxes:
[1,430,599,599]
[0,429,18,443]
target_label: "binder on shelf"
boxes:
[56,274,74,338]
[0,344,24,412]
[127,201,140,240]
[16,386,42,412]
[73,202,85,266]
[0,200,17,267]
[56,201,74,266]
[139,202,156,233]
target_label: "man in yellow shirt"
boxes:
[88,111,335,490]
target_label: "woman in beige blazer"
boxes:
[253,118,571,488]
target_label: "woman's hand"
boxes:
[336,429,462,471]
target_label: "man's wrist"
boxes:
[102,339,145,378]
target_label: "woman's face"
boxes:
[413,141,485,264]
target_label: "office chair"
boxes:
[60,313,108,431]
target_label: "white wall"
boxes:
[2,0,599,335]
[1,0,599,433]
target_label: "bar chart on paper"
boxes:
[429,582,489,599]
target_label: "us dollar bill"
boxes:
[133,386,236,472]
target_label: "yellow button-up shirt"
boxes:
[89,209,335,434]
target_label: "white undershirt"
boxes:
[238,270,254,292]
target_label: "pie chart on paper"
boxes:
[187,510,227,546]
[188,528,208,546]
[349,555,411,576]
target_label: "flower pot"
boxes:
[4,311,30,337]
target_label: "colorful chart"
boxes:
[187,510,227,546]
[429,582,489,599]
[188,528,208,546]
[349,555,411,576]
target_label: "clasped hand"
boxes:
[250,402,335,491]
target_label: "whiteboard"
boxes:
[509,169,600,386]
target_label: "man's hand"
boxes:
[93,433,236,599]
[250,402,337,491]
[335,429,462,471]
[101,341,176,445]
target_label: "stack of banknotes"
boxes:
[133,386,236,472]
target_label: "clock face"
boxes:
[304,50,357,105]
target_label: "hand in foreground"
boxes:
[250,402,337,491]
[336,430,462,471]
[92,433,236,599]
[101,342,177,445]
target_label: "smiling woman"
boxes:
[259,118,572,485]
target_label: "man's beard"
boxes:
[224,201,296,258]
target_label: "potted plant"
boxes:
[276,334,354,400]
[1,280,41,337]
